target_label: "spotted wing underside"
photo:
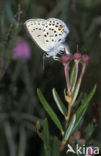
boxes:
[25,19,49,51]
[25,18,69,56]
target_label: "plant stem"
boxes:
[60,93,72,151]
[65,101,72,127]
[64,64,71,92]
[80,63,86,79]
[72,60,79,92]
[60,139,67,151]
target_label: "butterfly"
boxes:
[24,18,70,59]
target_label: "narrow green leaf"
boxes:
[43,119,50,145]
[70,65,76,87]
[72,109,86,134]
[72,85,96,133]
[37,132,51,151]
[43,119,51,156]
[36,120,51,152]
[52,137,60,156]
[72,78,82,105]
[37,89,63,131]
[64,114,76,141]
[76,85,96,119]
[52,88,67,116]
[84,123,94,140]
[64,88,67,97]
[36,120,40,130]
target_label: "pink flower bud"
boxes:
[74,53,82,60]
[61,54,73,64]
[81,54,90,64]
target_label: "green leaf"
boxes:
[37,89,63,132]
[43,119,51,156]
[84,123,94,140]
[72,78,82,105]
[36,120,40,130]
[72,85,96,133]
[64,114,76,141]
[64,88,67,97]
[76,85,96,119]
[72,109,86,134]
[52,88,67,116]
[36,119,51,153]
[52,137,60,156]
[70,65,76,87]
[43,119,50,145]
[37,129,51,152]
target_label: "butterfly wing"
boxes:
[24,19,49,51]
[25,18,69,58]
[43,18,69,51]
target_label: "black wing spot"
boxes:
[55,34,57,36]
[59,34,62,36]
[46,40,48,42]
[54,31,56,33]
[52,39,54,41]
[49,28,51,30]
[58,39,61,41]
[44,35,47,37]
[47,32,49,35]
[37,35,41,37]
[39,28,41,30]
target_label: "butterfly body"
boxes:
[24,18,69,59]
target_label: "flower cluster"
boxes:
[60,47,90,94]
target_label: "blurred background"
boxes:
[0,0,101,156]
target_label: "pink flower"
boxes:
[12,40,31,61]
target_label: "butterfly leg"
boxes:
[53,55,60,61]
